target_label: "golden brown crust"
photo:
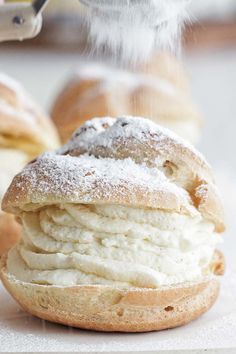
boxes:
[1,153,195,216]
[51,54,201,144]
[0,213,21,256]
[2,117,225,232]
[0,73,59,156]
[0,253,221,332]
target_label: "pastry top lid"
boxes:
[2,116,225,232]
[0,73,59,157]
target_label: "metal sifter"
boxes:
[0,0,190,42]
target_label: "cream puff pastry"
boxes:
[0,116,224,332]
[51,54,202,145]
[0,73,59,255]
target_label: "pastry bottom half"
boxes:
[0,253,223,332]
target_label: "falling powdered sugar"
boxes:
[82,0,190,64]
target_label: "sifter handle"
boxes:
[0,3,43,42]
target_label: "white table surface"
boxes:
[0,47,236,352]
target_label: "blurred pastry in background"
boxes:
[0,73,59,255]
[139,52,190,91]
[186,0,236,50]
[189,0,236,22]
[51,53,202,145]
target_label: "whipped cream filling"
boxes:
[0,148,27,201]
[7,204,221,288]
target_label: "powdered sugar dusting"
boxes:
[5,117,217,223]
[13,151,192,212]
[60,116,208,166]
